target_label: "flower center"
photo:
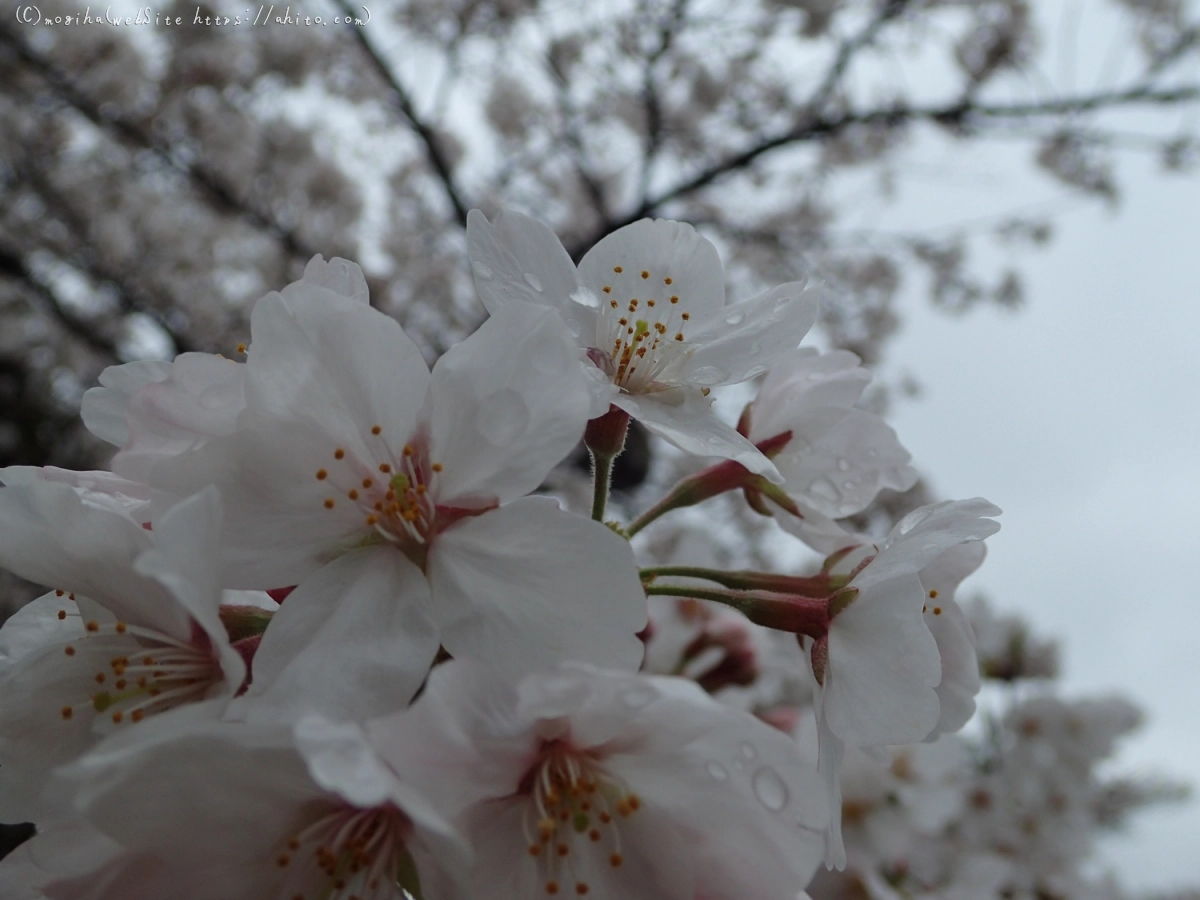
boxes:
[275,804,414,900]
[313,427,445,562]
[54,598,223,726]
[522,742,639,896]
[592,266,693,393]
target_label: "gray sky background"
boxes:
[858,14,1200,884]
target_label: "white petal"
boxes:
[825,573,942,746]
[429,498,647,678]
[0,483,189,640]
[427,303,591,506]
[613,388,783,482]
[751,349,870,442]
[856,499,1001,592]
[367,660,533,819]
[465,209,582,316]
[288,254,370,305]
[0,591,84,671]
[0,466,153,523]
[578,219,725,323]
[774,408,917,519]
[814,708,847,870]
[241,547,438,722]
[243,291,430,454]
[776,502,864,556]
[666,282,819,387]
[613,700,828,898]
[921,543,987,736]
[110,353,245,482]
[80,360,172,447]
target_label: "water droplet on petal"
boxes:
[733,759,745,771]
[740,742,757,760]
[752,766,789,812]
[706,761,728,781]
[809,477,840,503]
[843,480,857,490]
[706,435,724,445]
[837,458,851,472]
[743,365,768,379]
[621,687,655,708]
[750,341,763,354]
[867,448,878,458]
[471,261,493,281]
[565,317,583,337]
[725,310,745,325]
[524,272,544,292]
[690,365,728,385]
[476,388,531,445]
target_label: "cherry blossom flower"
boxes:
[0,484,245,821]
[44,716,468,900]
[153,279,646,721]
[467,209,822,479]
[745,348,918,553]
[808,499,1000,867]
[370,661,829,900]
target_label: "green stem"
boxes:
[644,583,829,637]
[591,451,614,522]
[639,565,833,597]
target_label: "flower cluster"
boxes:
[0,214,1002,899]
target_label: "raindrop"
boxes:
[570,287,600,309]
[706,435,725,445]
[706,761,728,781]
[476,389,531,445]
[523,272,544,292]
[743,365,768,379]
[837,458,851,472]
[471,261,493,281]
[724,310,745,326]
[750,341,763,354]
[752,766,789,812]
[843,480,857,490]
[809,478,840,503]
[739,742,757,760]
[690,365,728,385]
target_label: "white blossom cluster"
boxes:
[0,211,1168,900]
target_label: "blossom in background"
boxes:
[0,485,246,822]
[745,348,918,553]
[34,716,468,900]
[152,269,646,721]
[466,209,822,480]
[371,661,829,900]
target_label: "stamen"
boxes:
[371,425,382,435]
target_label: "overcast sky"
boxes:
[865,81,1200,897]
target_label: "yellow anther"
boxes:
[237,343,247,353]
[664,276,673,285]
[674,333,684,341]
[432,463,443,472]
[670,295,679,303]
[361,478,373,488]
[371,425,382,435]
[335,448,345,459]
[61,706,73,720]
[603,286,612,293]
[115,622,126,634]
[316,469,328,480]
[56,589,64,596]
[111,711,123,724]
[379,463,392,474]
[324,499,335,509]
[681,312,691,321]
[85,621,99,632]
[348,489,359,500]
[933,607,943,615]
[640,270,649,279]
[613,266,623,273]
[57,610,67,620]
[929,589,939,598]
[609,853,623,867]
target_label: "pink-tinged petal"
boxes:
[284,254,370,306]
[430,498,647,678]
[0,483,189,640]
[243,291,429,456]
[773,409,918,519]
[46,857,254,900]
[825,573,942,747]
[461,794,695,900]
[578,219,725,324]
[368,660,535,818]
[0,821,123,900]
[241,547,438,722]
[665,282,820,387]
[613,388,783,482]
[427,302,591,506]
[921,542,987,737]
[79,360,172,448]
[110,353,244,482]
[751,349,870,442]
[465,209,582,315]
[612,702,829,899]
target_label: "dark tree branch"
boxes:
[637,0,690,205]
[568,82,1200,256]
[0,27,319,264]
[804,0,911,115]
[545,51,610,224]
[330,0,470,230]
